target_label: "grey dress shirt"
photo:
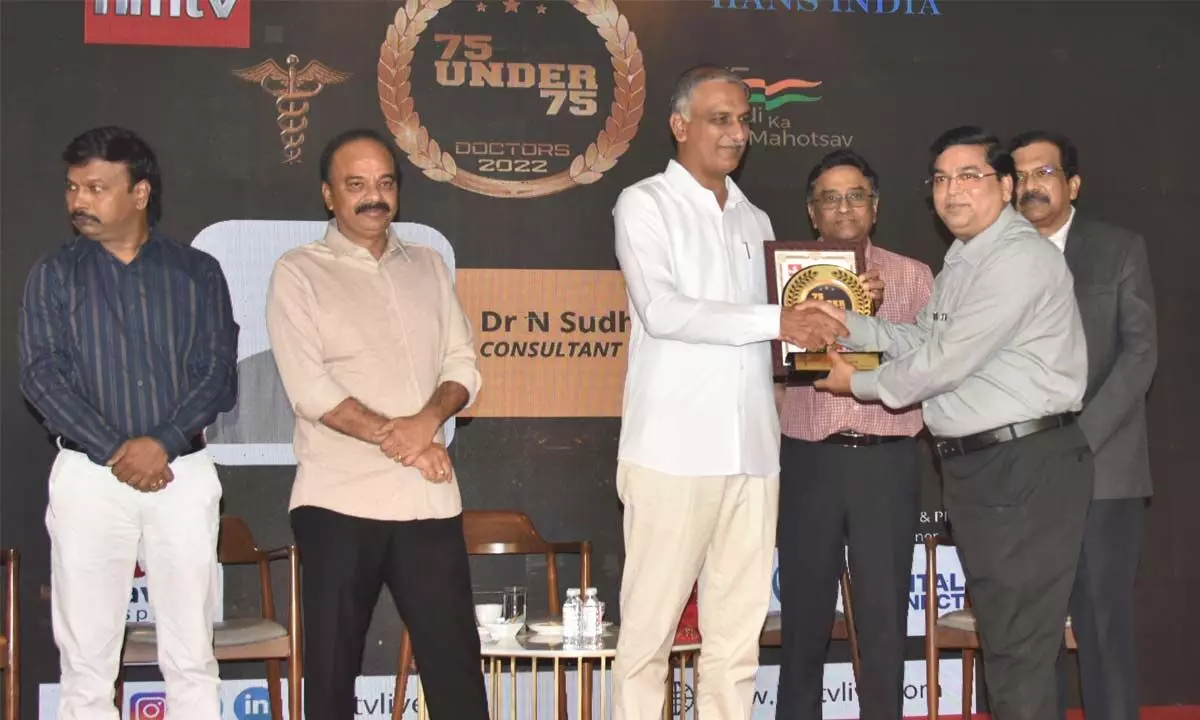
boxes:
[844,206,1087,439]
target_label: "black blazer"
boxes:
[1063,215,1157,499]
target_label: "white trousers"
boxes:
[46,447,223,720]
[612,462,779,720]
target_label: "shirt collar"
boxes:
[1046,205,1076,252]
[664,159,747,210]
[74,228,165,263]
[322,219,410,262]
[946,205,1020,266]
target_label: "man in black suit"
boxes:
[1010,131,1157,720]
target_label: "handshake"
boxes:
[778,269,882,348]
[780,300,848,349]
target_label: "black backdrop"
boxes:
[3,1,1199,717]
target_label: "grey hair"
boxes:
[669,65,750,120]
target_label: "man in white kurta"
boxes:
[611,65,848,720]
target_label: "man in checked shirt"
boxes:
[19,126,238,720]
[775,150,933,720]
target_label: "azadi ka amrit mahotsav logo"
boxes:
[745,76,822,110]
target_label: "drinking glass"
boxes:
[502,585,527,626]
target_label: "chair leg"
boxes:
[840,569,862,686]
[961,649,975,719]
[114,663,126,713]
[3,667,15,720]
[581,658,593,720]
[925,641,938,720]
[266,658,284,719]
[393,631,413,720]
[288,657,302,720]
[288,637,303,720]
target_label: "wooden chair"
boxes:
[0,549,19,720]
[923,534,1076,720]
[759,561,862,683]
[393,510,591,720]
[115,516,302,719]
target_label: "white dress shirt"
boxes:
[1046,205,1076,252]
[613,160,781,478]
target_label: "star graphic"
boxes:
[503,0,519,12]
[476,1,486,10]
[536,3,547,13]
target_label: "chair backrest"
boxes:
[217,516,262,565]
[462,511,590,619]
[923,534,972,631]
[215,516,279,622]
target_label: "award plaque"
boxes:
[764,241,881,384]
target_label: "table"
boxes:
[411,625,701,719]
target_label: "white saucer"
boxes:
[528,620,563,635]
[527,620,612,635]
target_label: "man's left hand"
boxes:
[813,350,855,395]
[410,443,454,483]
[859,268,885,304]
[374,412,439,465]
[109,437,171,491]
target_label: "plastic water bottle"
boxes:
[581,587,601,641]
[562,588,582,642]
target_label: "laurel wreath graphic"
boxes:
[783,265,871,315]
[377,0,646,199]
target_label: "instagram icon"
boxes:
[129,691,167,719]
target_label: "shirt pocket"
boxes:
[314,279,396,360]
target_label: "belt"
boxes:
[934,413,1075,460]
[61,435,206,457]
[822,432,909,448]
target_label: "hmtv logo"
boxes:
[84,0,250,48]
[233,686,272,720]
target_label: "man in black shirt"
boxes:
[19,126,238,720]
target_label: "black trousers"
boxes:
[291,506,489,720]
[942,423,1093,720]
[776,436,921,720]
[1056,497,1146,720]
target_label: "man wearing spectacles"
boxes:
[775,150,933,720]
[811,126,1093,720]
[1010,131,1157,720]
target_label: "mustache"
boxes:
[355,201,392,215]
[1019,191,1050,206]
[71,210,100,225]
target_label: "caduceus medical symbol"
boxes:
[233,54,351,164]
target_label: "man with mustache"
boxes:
[775,149,933,720]
[1009,131,1157,720]
[19,126,237,720]
[812,126,1093,720]
[611,65,848,719]
[265,129,487,719]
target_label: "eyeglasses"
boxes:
[810,190,877,210]
[925,171,997,189]
[1015,165,1063,183]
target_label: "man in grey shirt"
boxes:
[811,126,1094,720]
